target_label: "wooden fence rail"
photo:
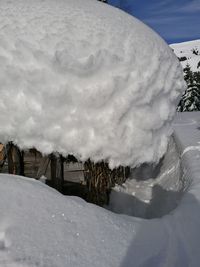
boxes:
[0,143,130,206]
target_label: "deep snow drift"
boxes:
[0,0,185,168]
[109,136,185,218]
[109,112,200,219]
[1,112,200,267]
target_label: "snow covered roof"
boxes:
[0,0,185,168]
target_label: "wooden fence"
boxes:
[0,143,130,206]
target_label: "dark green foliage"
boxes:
[183,63,193,84]
[194,71,200,82]
[178,84,200,111]
[177,64,200,111]
[192,48,199,56]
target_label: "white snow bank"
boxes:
[0,0,185,168]
[108,112,200,219]
[1,124,200,267]
[1,112,200,267]
[173,112,200,187]
[170,40,200,72]
[108,136,184,218]
[0,174,137,267]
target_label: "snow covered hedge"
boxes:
[0,0,185,168]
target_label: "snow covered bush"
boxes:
[171,40,200,112]
[0,0,185,169]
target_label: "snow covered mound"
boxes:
[0,174,135,267]
[1,155,200,267]
[0,0,185,168]
[170,40,200,72]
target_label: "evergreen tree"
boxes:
[183,63,193,85]
[177,64,200,111]
[194,71,200,83]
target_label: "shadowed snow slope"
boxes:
[0,0,185,168]
[109,136,184,218]
[0,113,200,267]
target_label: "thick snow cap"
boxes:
[0,0,185,168]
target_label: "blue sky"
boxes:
[108,0,200,44]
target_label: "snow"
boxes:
[109,112,200,219]
[170,40,200,72]
[0,0,185,168]
[108,136,183,218]
[0,174,147,267]
[173,112,200,188]
[0,113,200,266]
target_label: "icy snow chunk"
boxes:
[0,0,185,168]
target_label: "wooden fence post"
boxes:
[50,154,64,193]
[6,142,24,176]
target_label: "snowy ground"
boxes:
[108,137,184,218]
[0,112,200,267]
[170,40,200,71]
[109,112,200,220]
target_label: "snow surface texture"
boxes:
[170,40,200,72]
[108,136,186,218]
[0,113,200,267]
[0,0,185,168]
[109,112,200,219]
